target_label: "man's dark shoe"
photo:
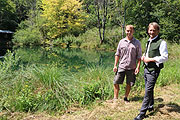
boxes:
[134,114,145,120]
[148,107,154,112]
[124,97,130,102]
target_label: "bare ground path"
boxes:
[1,84,180,120]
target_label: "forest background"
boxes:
[1,0,179,48]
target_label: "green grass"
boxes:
[0,53,114,113]
[0,42,179,115]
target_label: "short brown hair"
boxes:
[126,25,134,30]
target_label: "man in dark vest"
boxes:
[134,22,168,120]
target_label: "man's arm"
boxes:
[135,41,142,75]
[135,58,141,75]
[141,56,156,63]
[153,40,168,63]
[141,41,168,63]
[113,55,120,72]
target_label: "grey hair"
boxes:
[148,22,160,30]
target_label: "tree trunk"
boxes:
[122,5,126,38]
[95,0,102,43]
[102,0,108,44]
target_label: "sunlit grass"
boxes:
[0,42,179,114]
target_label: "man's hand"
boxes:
[113,66,117,72]
[134,68,139,75]
[141,56,155,63]
[141,55,145,61]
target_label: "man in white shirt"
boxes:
[134,22,168,120]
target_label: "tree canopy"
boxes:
[41,0,86,39]
[0,0,179,45]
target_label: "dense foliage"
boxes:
[0,0,180,46]
[41,0,86,39]
[0,0,17,30]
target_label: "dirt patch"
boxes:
[23,114,59,120]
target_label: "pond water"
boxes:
[11,46,115,72]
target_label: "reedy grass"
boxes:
[0,42,180,114]
[75,65,114,104]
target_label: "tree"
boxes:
[94,0,108,44]
[125,0,158,38]
[12,0,44,45]
[152,0,180,43]
[41,0,86,39]
[125,0,180,42]
[112,0,129,38]
[93,0,131,43]
[0,0,17,30]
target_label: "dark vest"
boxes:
[145,36,163,71]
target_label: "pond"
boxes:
[12,46,115,72]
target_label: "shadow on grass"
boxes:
[154,98,164,102]
[130,96,144,102]
[131,97,165,118]
[166,102,180,113]
[131,96,164,102]
[146,98,164,117]
[147,101,180,118]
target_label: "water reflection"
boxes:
[13,46,114,72]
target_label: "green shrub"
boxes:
[0,51,20,79]
[63,35,78,48]
[13,27,42,46]
[80,82,102,104]
[15,84,39,112]
[77,28,100,49]
[52,37,63,46]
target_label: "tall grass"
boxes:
[0,52,114,113]
[157,42,180,86]
[0,42,179,114]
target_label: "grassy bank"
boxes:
[0,51,114,114]
[0,42,180,119]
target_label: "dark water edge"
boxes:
[0,45,13,58]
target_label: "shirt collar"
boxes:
[148,35,158,42]
[125,37,135,43]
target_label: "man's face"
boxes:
[125,27,134,38]
[148,25,159,39]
